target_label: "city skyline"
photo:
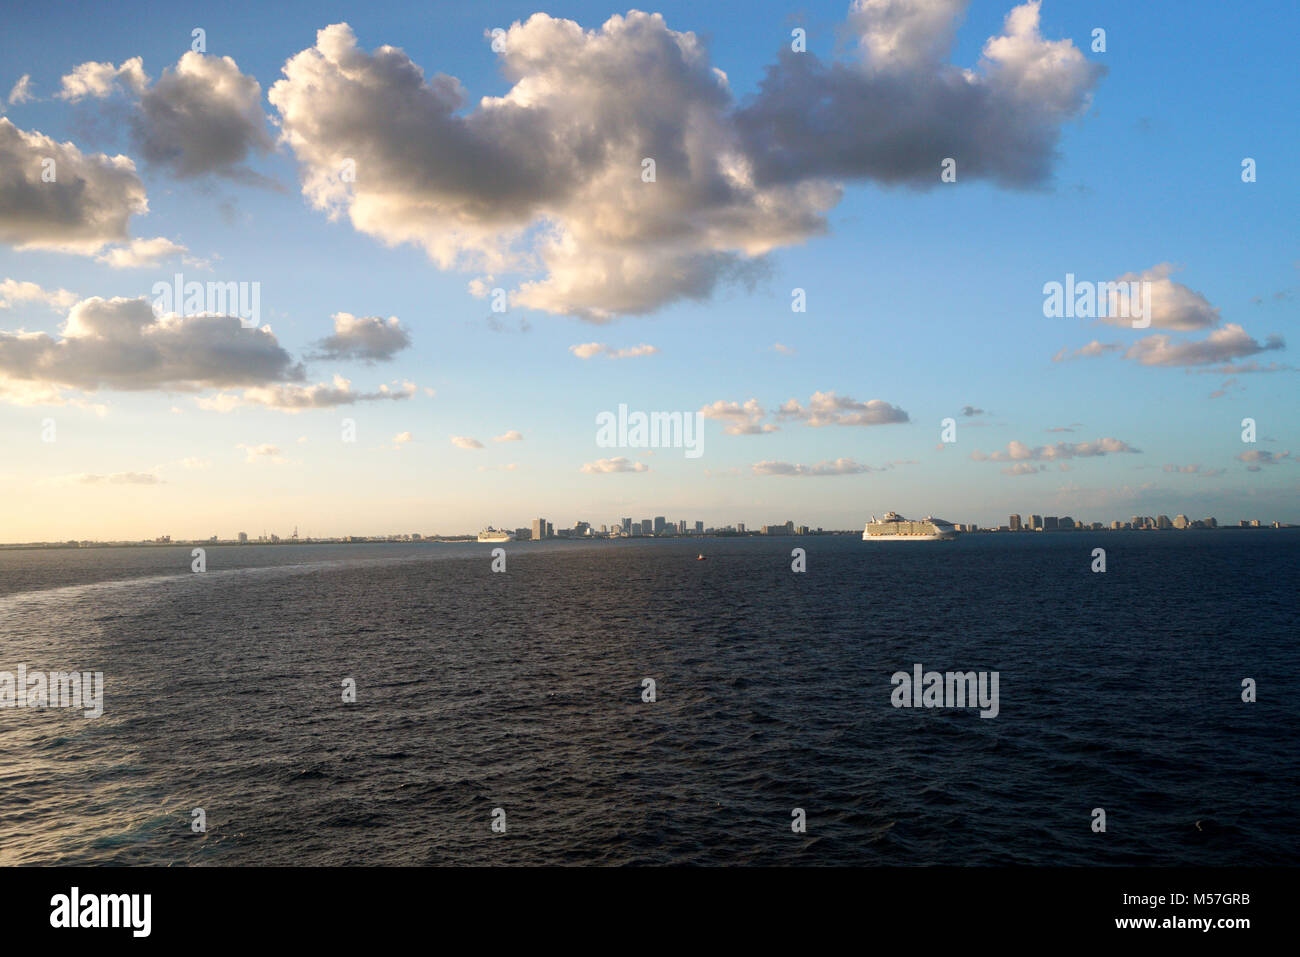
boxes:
[1,0,1296,541]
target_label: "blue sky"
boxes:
[0,0,1295,540]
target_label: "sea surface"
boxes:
[0,531,1296,866]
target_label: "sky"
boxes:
[0,0,1295,541]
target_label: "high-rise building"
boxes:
[621,517,632,533]
[694,521,703,534]
[1030,514,1043,530]
[653,516,666,535]
[532,518,546,541]
[1173,514,1189,529]
[737,522,746,533]
[237,531,248,543]
[1009,514,1021,531]
[1157,515,1172,529]
[546,521,554,538]
[641,519,653,535]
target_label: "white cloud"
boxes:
[57,57,149,101]
[493,430,523,442]
[1125,324,1284,367]
[700,398,777,434]
[752,458,876,476]
[0,118,147,255]
[777,391,908,426]
[451,435,484,449]
[972,437,1141,462]
[7,75,33,105]
[580,456,649,473]
[0,297,301,400]
[93,236,187,269]
[0,279,78,310]
[569,342,659,359]
[311,312,411,362]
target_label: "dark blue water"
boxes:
[1,532,1296,865]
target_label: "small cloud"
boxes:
[771,343,795,355]
[700,398,778,435]
[237,442,287,464]
[7,75,34,105]
[569,342,659,360]
[493,430,523,442]
[64,471,162,485]
[451,435,483,450]
[777,391,908,427]
[580,457,648,473]
[0,278,78,310]
[94,236,187,269]
[752,458,875,477]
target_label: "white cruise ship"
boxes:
[477,527,514,543]
[862,511,957,541]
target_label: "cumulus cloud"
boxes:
[57,57,149,101]
[310,312,411,361]
[0,297,301,400]
[972,437,1140,462]
[580,456,649,473]
[735,0,1102,190]
[772,343,795,355]
[267,5,1095,318]
[569,342,659,359]
[752,458,875,476]
[93,236,187,269]
[700,398,778,434]
[451,435,484,449]
[1002,462,1044,476]
[1125,324,1284,368]
[0,279,78,310]
[132,52,274,180]
[270,18,841,320]
[0,118,147,254]
[1099,263,1220,330]
[777,391,908,426]
[493,430,523,442]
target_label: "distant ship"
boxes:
[862,512,957,541]
[477,527,514,543]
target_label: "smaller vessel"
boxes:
[696,554,706,561]
[477,527,514,543]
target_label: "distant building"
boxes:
[1059,516,1074,530]
[1205,517,1217,528]
[694,521,703,534]
[515,527,531,541]
[532,518,546,540]
[238,531,248,543]
[641,519,653,535]
[1043,516,1059,531]
[1157,515,1172,529]
[737,522,746,533]
[1030,514,1043,530]
[1009,514,1022,531]
[621,517,632,534]
[1173,514,1189,529]
[546,521,554,537]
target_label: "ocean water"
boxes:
[0,531,1296,866]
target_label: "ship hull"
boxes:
[861,532,956,541]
